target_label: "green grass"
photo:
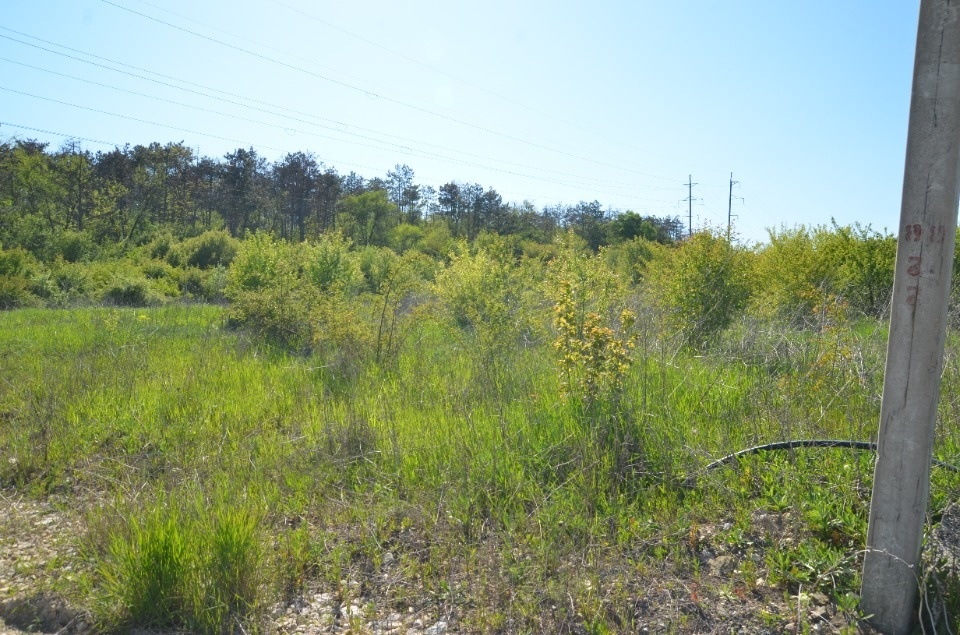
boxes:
[1,304,959,632]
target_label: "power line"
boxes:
[0,121,120,148]
[0,120,669,216]
[0,119,409,184]
[98,0,677,180]
[0,83,678,205]
[0,27,684,192]
[0,60,473,177]
[0,86,289,152]
[0,53,677,194]
[265,0,688,166]
[125,0,439,110]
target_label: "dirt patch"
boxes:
[0,490,90,634]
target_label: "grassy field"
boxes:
[1,303,960,633]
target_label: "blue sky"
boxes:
[1,1,919,244]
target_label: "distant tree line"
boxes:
[0,138,684,258]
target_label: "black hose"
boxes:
[702,439,959,473]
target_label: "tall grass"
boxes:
[92,491,264,633]
[1,303,959,631]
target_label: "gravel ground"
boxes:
[0,490,87,634]
[0,490,452,635]
[7,489,951,634]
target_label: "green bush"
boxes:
[226,234,315,349]
[226,286,314,351]
[0,246,39,277]
[0,274,41,309]
[388,222,424,254]
[751,224,895,324]
[433,240,535,338]
[433,237,542,396]
[0,247,43,308]
[6,214,54,261]
[101,275,166,307]
[148,231,176,261]
[601,236,659,285]
[50,261,91,300]
[750,226,829,324]
[519,239,560,263]
[416,222,455,260]
[645,229,751,348]
[226,232,296,295]
[818,223,895,317]
[178,266,227,302]
[170,230,239,270]
[54,229,97,263]
[225,234,433,373]
[26,270,58,302]
[141,259,177,281]
[301,232,362,292]
[357,245,401,293]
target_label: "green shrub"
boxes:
[227,286,314,351]
[433,237,541,396]
[141,259,176,280]
[752,224,895,323]
[178,266,228,302]
[148,231,176,261]
[301,232,362,292]
[388,222,424,254]
[170,230,239,270]
[367,250,434,364]
[750,226,828,324]
[601,236,659,285]
[645,229,751,348]
[101,275,165,307]
[433,240,535,339]
[50,261,91,299]
[54,229,97,263]
[416,222,455,260]
[519,239,559,262]
[26,270,58,302]
[0,246,39,277]
[308,291,373,372]
[0,247,44,308]
[818,223,895,317]
[0,274,41,309]
[357,245,401,293]
[6,214,54,261]
[226,234,314,349]
[226,232,295,295]
[227,234,372,360]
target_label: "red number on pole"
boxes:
[903,224,923,241]
[907,284,919,305]
[907,256,922,276]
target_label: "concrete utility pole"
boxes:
[861,1,960,633]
